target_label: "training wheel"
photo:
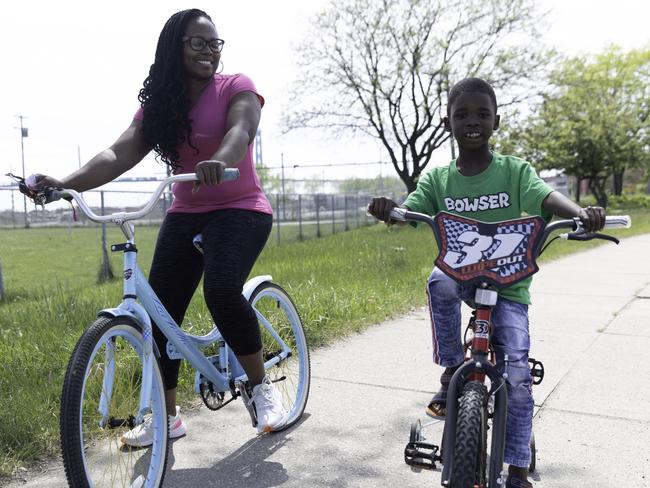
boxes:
[410,419,422,443]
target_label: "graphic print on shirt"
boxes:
[443,192,511,213]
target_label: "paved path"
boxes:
[6,233,650,487]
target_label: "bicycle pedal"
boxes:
[404,441,441,470]
[528,357,545,385]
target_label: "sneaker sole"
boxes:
[257,413,290,434]
[120,419,187,447]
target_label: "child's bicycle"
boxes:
[391,208,630,488]
[13,170,310,488]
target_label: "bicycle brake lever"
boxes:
[593,233,620,245]
[567,232,620,245]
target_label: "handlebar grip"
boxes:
[389,207,407,221]
[222,168,240,181]
[603,215,631,229]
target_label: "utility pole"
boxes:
[16,115,29,228]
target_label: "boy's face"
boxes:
[444,92,500,150]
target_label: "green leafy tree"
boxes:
[495,46,650,207]
[285,0,552,192]
[256,163,287,194]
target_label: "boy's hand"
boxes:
[368,197,399,223]
[578,206,605,232]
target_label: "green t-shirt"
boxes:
[404,152,554,304]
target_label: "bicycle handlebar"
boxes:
[44,169,240,223]
[387,208,631,257]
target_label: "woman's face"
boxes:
[182,16,222,81]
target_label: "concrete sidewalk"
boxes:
[6,233,650,487]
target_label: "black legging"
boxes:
[148,208,273,389]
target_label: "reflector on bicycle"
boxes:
[433,211,546,288]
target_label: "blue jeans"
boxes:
[426,267,533,468]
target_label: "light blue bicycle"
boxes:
[31,170,310,488]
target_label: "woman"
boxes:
[32,8,286,445]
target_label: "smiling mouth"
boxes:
[195,59,214,68]
[464,132,482,140]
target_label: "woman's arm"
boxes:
[193,91,262,188]
[34,119,150,192]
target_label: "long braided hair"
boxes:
[138,9,213,173]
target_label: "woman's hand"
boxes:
[578,206,606,232]
[28,174,64,190]
[193,160,227,193]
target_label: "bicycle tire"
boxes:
[249,282,310,429]
[450,381,488,488]
[60,316,168,488]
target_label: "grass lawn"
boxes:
[0,208,647,478]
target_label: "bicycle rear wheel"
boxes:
[60,316,168,488]
[450,380,488,488]
[249,282,310,429]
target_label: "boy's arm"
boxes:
[542,191,605,232]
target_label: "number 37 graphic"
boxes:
[443,231,525,269]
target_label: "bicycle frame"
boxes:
[391,207,630,487]
[440,295,508,487]
[44,172,294,426]
[97,252,292,425]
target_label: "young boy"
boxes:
[368,77,604,488]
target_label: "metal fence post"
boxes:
[344,195,349,231]
[298,194,303,241]
[316,196,321,238]
[331,194,335,235]
[98,191,114,282]
[276,193,281,245]
[356,195,360,228]
[11,189,17,228]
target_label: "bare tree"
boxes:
[285,0,551,192]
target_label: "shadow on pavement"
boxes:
[163,414,308,488]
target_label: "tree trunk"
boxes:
[612,170,625,196]
[588,177,608,208]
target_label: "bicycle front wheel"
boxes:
[249,282,310,430]
[60,316,168,488]
[450,381,488,488]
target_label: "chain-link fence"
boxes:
[0,188,394,245]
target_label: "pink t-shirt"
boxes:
[134,73,272,215]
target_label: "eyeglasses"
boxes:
[182,36,225,53]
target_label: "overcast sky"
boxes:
[0,0,648,208]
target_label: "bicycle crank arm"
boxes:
[106,415,136,430]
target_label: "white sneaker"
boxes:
[249,377,289,434]
[120,406,187,447]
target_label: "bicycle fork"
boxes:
[97,244,155,428]
[440,355,508,487]
[440,298,509,488]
